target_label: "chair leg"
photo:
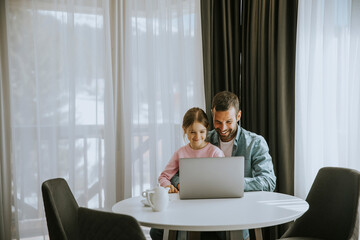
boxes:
[229,230,243,240]
[168,230,177,240]
[254,228,263,240]
[188,231,201,240]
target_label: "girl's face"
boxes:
[184,121,208,150]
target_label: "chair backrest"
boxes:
[282,167,360,240]
[78,207,146,240]
[42,178,79,240]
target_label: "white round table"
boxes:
[112,191,308,240]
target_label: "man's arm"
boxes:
[244,138,276,192]
[170,171,180,189]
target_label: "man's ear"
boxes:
[237,111,242,122]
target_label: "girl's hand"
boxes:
[166,184,179,193]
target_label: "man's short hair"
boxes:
[211,91,240,113]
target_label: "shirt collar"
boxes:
[233,124,241,146]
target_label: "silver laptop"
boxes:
[179,156,244,199]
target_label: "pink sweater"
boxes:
[158,143,225,187]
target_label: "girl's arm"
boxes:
[158,152,179,187]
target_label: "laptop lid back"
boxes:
[179,156,244,199]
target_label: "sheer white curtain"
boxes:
[3,0,204,238]
[118,0,205,198]
[5,0,115,238]
[295,0,360,199]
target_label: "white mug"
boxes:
[142,187,169,212]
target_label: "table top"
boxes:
[112,191,309,232]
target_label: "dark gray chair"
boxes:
[280,167,360,240]
[78,207,146,240]
[42,178,146,240]
[42,178,79,240]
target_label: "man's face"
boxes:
[212,107,241,142]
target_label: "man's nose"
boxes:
[219,123,226,131]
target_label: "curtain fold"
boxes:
[241,0,298,239]
[201,0,241,126]
[106,0,129,202]
[0,1,14,239]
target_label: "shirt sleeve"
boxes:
[170,171,180,189]
[244,138,276,192]
[158,152,179,187]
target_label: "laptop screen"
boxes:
[179,156,244,199]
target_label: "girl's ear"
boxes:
[182,126,187,140]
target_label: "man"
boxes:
[208,91,276,192]
[205,91,276,240]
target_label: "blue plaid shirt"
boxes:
[207,124,276,192]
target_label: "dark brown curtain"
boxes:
[201,0,241,128]
[241,0,298,195]
[201,0,298,239]
[241,0,298,239]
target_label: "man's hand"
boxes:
[166,184,179,193]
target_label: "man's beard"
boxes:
[216,128,237,142]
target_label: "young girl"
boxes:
[158,107,225,193]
